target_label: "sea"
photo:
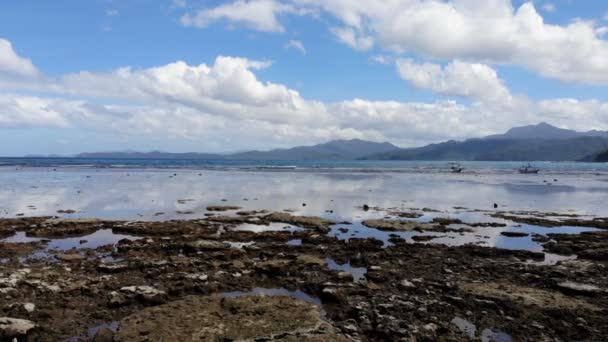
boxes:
[1,157,607,257]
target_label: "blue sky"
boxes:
[1,0,608,155]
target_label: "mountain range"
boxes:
[75,123,608,162]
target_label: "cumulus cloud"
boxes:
[181,0,300,32]
[396,59,512,102]
[2,37,608,152]
[284,40,306,54]
[329,26,374,51]
[180,0,608,85]
[0,38,40,79]
[300,0,608,84]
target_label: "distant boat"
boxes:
[449,162,463,173]
[518,163,540,174]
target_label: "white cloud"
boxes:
[295,0,608,84]
[541,3,555,13]
[178,0,608,84]
[396,59,512,102]
[0,38,40,78]
[0,94,71,128]
[329,26,373,51]
[2,37,608,152]
[370,55,392,65]
[284,40,306,54]
[181,0,298,32]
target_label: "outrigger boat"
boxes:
[449,162,463,173]
[518,163,540,174]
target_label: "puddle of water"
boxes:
[233,222,305,233]
[328,219,601,257]
[325,258,367,283]
[527,253,577,266]
[481,328,512,342]
[222,287,321,305]
[451,316,512,342]
[287,239,302,246]
[451,316,476,339]
[65,321,119,342]
[1,229,141,259]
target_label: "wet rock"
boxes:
[183,240,230,253]
[556,282,605,296]
[92,327,115,342]
[500,231,529,237]
[461,282,599,311]
[362,219,432,232]
[55,253,85,262]
[432,218,463,225]
[206,205,242,212]
[115,295,348,341]
[296,255,326,266]
[57,209,76,214]
[0,317,37,339]
[412,235,438,242]
[113,286,167,306]
[263,212,336,230]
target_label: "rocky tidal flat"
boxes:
[0,206,606,341]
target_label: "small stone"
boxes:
[23,303,35,313]
[399,280,415,289]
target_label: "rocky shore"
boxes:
[0,208,607,341]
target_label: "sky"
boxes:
[1,0,608,155]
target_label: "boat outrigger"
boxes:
[518,163,540,174]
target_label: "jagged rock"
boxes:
[0,317,37,339]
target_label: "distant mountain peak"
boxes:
[486,122,608,141]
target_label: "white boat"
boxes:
[518,163,540,174]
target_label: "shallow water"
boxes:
[1,229,140,259]
[232,222,304,233]
[451,316,513,342]
[326,258,367,283]
[222,287,321,305]
[1,168,607,221]
[0,167,606,258]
